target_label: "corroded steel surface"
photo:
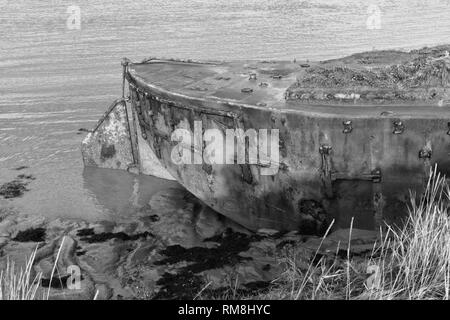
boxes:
[81,99,135,171]
[125,46,450,233]
[81,99,175,180]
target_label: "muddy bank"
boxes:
[0,185,379,300]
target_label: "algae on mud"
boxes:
[13,227,46,243]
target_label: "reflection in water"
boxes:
[82,167,181,221]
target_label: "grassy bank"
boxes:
[0,248,41,300]
[253,166,450,300]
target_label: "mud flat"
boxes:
[0,185,378,300]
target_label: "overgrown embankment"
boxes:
[233,167,450,300]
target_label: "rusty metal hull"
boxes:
[123,48,450,233]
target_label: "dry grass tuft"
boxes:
[0,247,41,300]
[0,236,68,300]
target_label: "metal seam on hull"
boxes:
[319,144,333,198]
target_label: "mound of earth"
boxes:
[287,45,450,104]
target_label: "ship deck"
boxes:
[126,46,450,119]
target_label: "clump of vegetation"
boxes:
[0,248,41,300]
[76,228,153,243]
[368,167,450,299]
[249,166,450,300]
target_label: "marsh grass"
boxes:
[0,236,69,300]
[367,166,450,299]
[0,247,42,300]
[255,166,450,300]
[200,166,450,300]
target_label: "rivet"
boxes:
[393,120,405,134]
[343,120,353,133]
[241,88,253,93]
[249,73,257,81]
[418,148,432,159]
[371,168,382,183]
[319,144,332,155]
[142,132,147,140]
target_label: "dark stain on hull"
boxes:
[100,144,116,161]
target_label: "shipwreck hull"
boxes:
[123,50,450,233]
[127,85,449,232]
[83,46,450,233]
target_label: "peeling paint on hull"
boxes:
[81,100,134,171]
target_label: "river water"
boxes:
[0,0,449,222]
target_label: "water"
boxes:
[0,0,449,221]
